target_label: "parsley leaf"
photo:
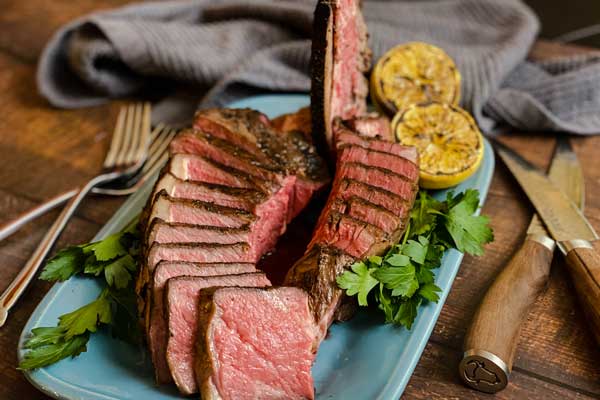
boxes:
[39,247,84,282]
[337,188,493,330]
[444,189,494,256]
[336,262,378,306]
[104,254,136,289]
[58,289,112,339]
[19,333,89,371]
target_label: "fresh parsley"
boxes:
[19,218,141,370]
[337,189,493,329]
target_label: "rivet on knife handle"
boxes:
[459,235,554,393]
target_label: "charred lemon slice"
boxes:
[371,42,461,116]
[392,102,483,189]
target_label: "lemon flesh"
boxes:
[371,42,461,116]
[392,102,483,189]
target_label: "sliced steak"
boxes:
[285,245,354,342]
[344,114,392,141]
[311,0,371,153]
[166,273,271,395]
[146,221,250,245]
[337,145,420,182]
[146,242,255,273]
[170,129,281,181]
[336,178,411,216]
[338,162,416,201]
[147,191,255,228]
[149,262,256,384]
[310,212,388,258]
[154,173,266,211]
[195,287,316,400]
[330,197,402,233]
[169,153,269,190]
[334,120,419,164]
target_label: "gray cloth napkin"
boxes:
[37,0,600,134]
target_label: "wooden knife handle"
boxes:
[459,236,554,393]
[563,241,600,344]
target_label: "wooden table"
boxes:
[1,1,599,399]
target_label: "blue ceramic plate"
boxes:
[19,94,494,400]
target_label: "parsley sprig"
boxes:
[337,189,493,329]
[19,218,141,370]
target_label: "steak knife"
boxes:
[458,137,584,393]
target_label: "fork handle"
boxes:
[0,189,79,242]
[0,173,116,327]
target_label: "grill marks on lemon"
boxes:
[392,103,483,189]
[371,42,461,116]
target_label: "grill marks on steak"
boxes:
[138,108,328,392]
[195,287,316,400]
[311,0,371,152]
[166,273,272,395]
[149,262,256,384]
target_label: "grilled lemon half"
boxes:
[371,42,461,116]
[392,102,483,189]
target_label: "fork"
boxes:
[0,103,153,327]
[0,123,177,242]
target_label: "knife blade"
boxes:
[494,139,600,348]
[459,137,584,394]
[494,140,597,243]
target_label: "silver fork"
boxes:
[0,103,153,327]
[0,123,177,241]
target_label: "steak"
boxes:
[195,287,316,400]
[286,118,419,339]
[166,273,271,394]
[272,106,312,140]
[149,262,256,384]
[137,107,328,389]
[311,0,371,154]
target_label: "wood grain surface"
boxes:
[0,1,599,399]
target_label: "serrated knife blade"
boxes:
[494,140,598,243]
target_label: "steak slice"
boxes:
[148,262,256,384]
[310,212,388,258]
[146,221,250,245]
[154,172,266,210]
[170,129,281,181]
[195,287,316,400]
[147,191,255,229]
[146,242,254,273]
[166,273,272,395]
[285,245,354,342]
[334,121,419,164]
[311,0,371,153]
[170,153,271,191]
[337,145,420,182]
[338,162,416,201]
[336,178,411,217]
[330,197,402,233]
[271,106,312,139]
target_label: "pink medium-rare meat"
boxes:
[311,0,371,152]
[148,262,256,384]
[337,162,416,200]
[336,178,411,216]
[195,287,316,400]
[154,173,266,211]
[166,273,272,395]
[146,221,250,245]
[337,145,420,182]
[147,191,255,229]
[146,242,255,273]
[169,153,268,190]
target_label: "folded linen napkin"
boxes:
[38,0,600,134]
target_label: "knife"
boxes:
[458,137,584,393]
